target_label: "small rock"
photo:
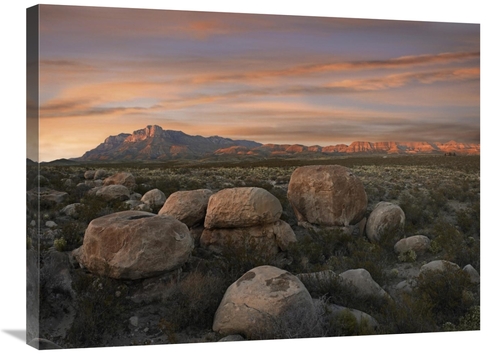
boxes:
[218,334,245,342]
[394,235,431,255]
[463,264,480,284]
[45,221,57,228]
[130,316,139,327]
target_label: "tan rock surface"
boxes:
[287,165,367,227]
[204,187,282,229]
[95,184,130,201]
[394,235,430,255]
[213,265,316,339]
[200,220,296,257]
[103,172,136,190]
[366,202,405,242]
[159,189,213,227]
[140,188,166,208]
[78,210,193,279]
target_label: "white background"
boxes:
[1,1,496,353]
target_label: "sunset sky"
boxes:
[35,4,480,162]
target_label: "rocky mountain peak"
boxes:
[75,125,480,162]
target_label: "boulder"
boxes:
[76,210,194,279]
[95,184,130,201]
[205,187,282,229]
[94,169,107,180]
[103,172,136,190]
[130,192,142,201]
[200,220,296,257]
[76,183,92,194]
[366,202,405,243]
[394,235,430,255]
[213,265,316,339]
[218,334,245,342]
[419,260,460,275]
[394,279,417,295]
[45,220,57,228]
[35,174,50,187]
[463,264,480,284]
[339,268,390,301]
[159,189,213,227]
[140,188,166,208]
[60,203,81,218]
[28,187,69,206]
[287,165,367,227]
[84,170,96,180]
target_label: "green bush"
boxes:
[431,221,480,270]
[158,271,229,341]
[65,272,131,348]
[58,221,85,251]
[53,237,67,252]
[414,264,478,325]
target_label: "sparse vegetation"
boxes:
[31,154,480,347]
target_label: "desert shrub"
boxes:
[398,192,432,234]
[325,308,376,336]
[76,195,129,223]
[413,264,478,326]
[431,221,480,270]
[288,228,357,270]
[158,271,229,341]
[398,250,417,263]
[376,293,438,334]
[209,234,284,279]
[287,228,393,286]
[442,305,480,331]
[66,272,132,348]
[57,221,86,251]
[456,201,480,237]
[53,237,67,252]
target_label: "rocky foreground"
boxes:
[26,162,480,349]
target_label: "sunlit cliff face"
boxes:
[35,5,479,162]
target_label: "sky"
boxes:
[33,4,480,162]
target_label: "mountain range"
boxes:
[73,125,480,161]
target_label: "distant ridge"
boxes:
[73,125,480,162]
[75,125,261,161]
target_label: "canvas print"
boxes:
[26,4,480,350]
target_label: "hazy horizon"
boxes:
[31,5,480,162]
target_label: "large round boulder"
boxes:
[204,187,282,229]
[200,220,296,258]
[140,188,167,209]
[213,265,316,339]
[95,184,130,202]
[394,235,430,256]
[103,172,136,190]
[419,260,460,275]
[84,170,96,180]
[77,210,193,279]
[366,202,405,243]
[287,165,367,227]
[159,189,213,227]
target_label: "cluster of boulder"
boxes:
[200,187,297,258]
[31,164,480,342]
